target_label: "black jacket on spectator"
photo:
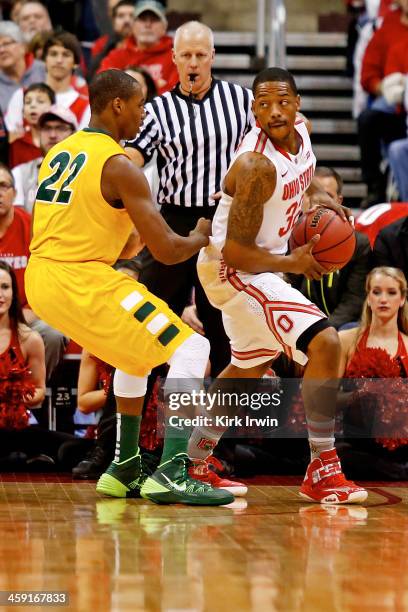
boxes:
[289,231,371,329]
[372,216,408,275]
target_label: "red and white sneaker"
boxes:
[188,458,248,496]
[299,449,368,504]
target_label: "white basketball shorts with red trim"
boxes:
[197,244,327,369]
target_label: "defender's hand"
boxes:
[190,217,212,243]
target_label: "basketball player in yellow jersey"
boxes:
[26,70,233,506]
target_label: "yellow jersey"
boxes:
[30,128,133,265]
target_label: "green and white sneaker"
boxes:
[140,453,234,505]
[96,454,145,498]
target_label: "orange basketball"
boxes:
[289,208,356,272]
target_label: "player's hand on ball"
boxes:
[191,218,212,242]
[290,235,326,280]
[309,192,352,224]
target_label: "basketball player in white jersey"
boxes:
[189,67,368,504]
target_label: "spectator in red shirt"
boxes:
[99,1,178,95]
[383,37,408,76]
[0,162,67,378]
[8,82,54,168]
[357,0,408,208]
[380,33,408,107]
[89,0,136,79]
[351,0,395,118]
[361,2,408,96]
[6,31,90,136]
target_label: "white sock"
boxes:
[187,425,225,461]
[307,418,335,460]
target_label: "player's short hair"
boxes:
[253,67,298,96]
[24,82,55,105]
[315,166,343,195]
[89,69,139,114]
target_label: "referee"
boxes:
[125,20,254,375]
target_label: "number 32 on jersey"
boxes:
[36,151,87,205]
[279,198,303,238]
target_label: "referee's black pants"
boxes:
[139,205,231,376]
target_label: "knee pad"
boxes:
[113,369,148,398]
[167,333,210,379]
[165,333,210,399]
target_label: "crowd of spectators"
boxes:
[0,0,407,479]
[351,0,408,208]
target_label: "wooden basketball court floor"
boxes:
[0,474,407,612]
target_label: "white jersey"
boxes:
[211,118,316,257]
[197,119,325,369]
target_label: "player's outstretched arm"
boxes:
[223,153,325,279]
[102,155,210,265]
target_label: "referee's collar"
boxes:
[174,77,218,103]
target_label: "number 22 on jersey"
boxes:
[36,151,88,205]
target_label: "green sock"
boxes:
[159,419,192,464]
[114,413,141,463]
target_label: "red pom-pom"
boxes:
[346,346,408,450]
[0,362,35,430]
[346,346,401,378]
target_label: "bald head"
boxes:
[172,21,215,98]
[173,21,214,52]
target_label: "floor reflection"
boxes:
[0,481,406,611]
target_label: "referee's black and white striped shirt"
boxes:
[126,78,255,209]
